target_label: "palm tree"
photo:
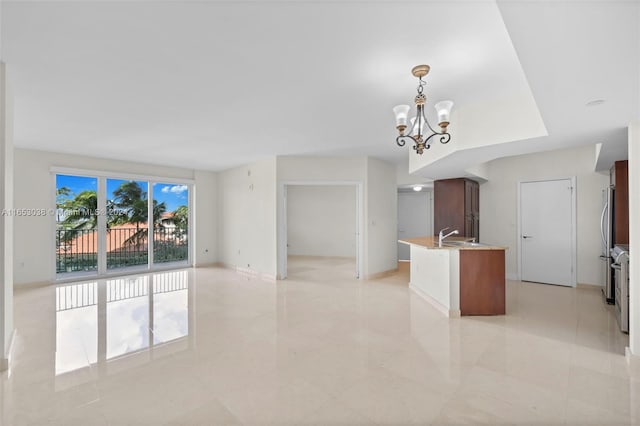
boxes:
[56,190,99,254]
[153,199,167,226]
[110,181,166,246]
[172,205,188,239]
[59,190,98,231]
[111,181,146,226]
[56,186,72,224]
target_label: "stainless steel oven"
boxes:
[611,245,629,333]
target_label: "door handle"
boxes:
[523,235,533,239]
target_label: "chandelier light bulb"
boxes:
[393,105,411,127]
[434,100,454,129]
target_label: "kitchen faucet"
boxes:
[438,227,459,248]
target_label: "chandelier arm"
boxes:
[407,114,419,136]
[421,108,438,135]
[424,131,451,147]
[396,135,414,148]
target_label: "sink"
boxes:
[443,241,487,248]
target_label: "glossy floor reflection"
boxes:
[1,258,639,425]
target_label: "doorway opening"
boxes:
[278,182,363,280]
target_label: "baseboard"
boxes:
[625,347,640,378]
[287,255,355,261]
[222,263,277,282]
[409,283,460,318]
[235,266,258,277]
[0,329,16,372]
[261,273,277,282]
[194,262,220,268]
[577,283,601,290]
[506,273,519,281]
[365,268,398,280]
[14,280,49,290]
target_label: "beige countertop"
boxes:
[399,236,507,251]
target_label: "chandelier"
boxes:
[393,65,454,155]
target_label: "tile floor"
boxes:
[1,256,638,425]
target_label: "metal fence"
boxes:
[56,227,188,273]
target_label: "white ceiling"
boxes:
[1,1,639,174]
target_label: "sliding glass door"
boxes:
[56,174,99,276]
[55,172,191,280]
[106,179,149,271]
[153,183,189,265]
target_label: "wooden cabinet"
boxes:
[459,249,505,315]
[434,178,479,241]
[612,160,629,245]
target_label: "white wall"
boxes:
[277,156,366,182]
[193,170,217,266]
[13,148,216,285]
[396,163,433,187]
[629,122,639,355]
[480,144,608,285]
[0,62,15,369]
[218,158,277,278]
[397,191,432,260]
[365,157,398,276]
[287,185,356,258]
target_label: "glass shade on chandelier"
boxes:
[393,65,453,155]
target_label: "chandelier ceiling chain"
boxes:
[393,65,454,155]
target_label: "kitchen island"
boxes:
[399,236,507,317]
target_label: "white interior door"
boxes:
[520,179,574,286]
[397,191,431,261]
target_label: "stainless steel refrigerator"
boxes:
[600,186,614,304]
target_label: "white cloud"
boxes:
[161,185,188,194]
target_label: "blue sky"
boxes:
[56,175,188,212]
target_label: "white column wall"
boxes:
[629,122,640,356]
[365,157,398,276]
[193,170,217,266]
[0,62,15,370]
[218,158,278,278]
